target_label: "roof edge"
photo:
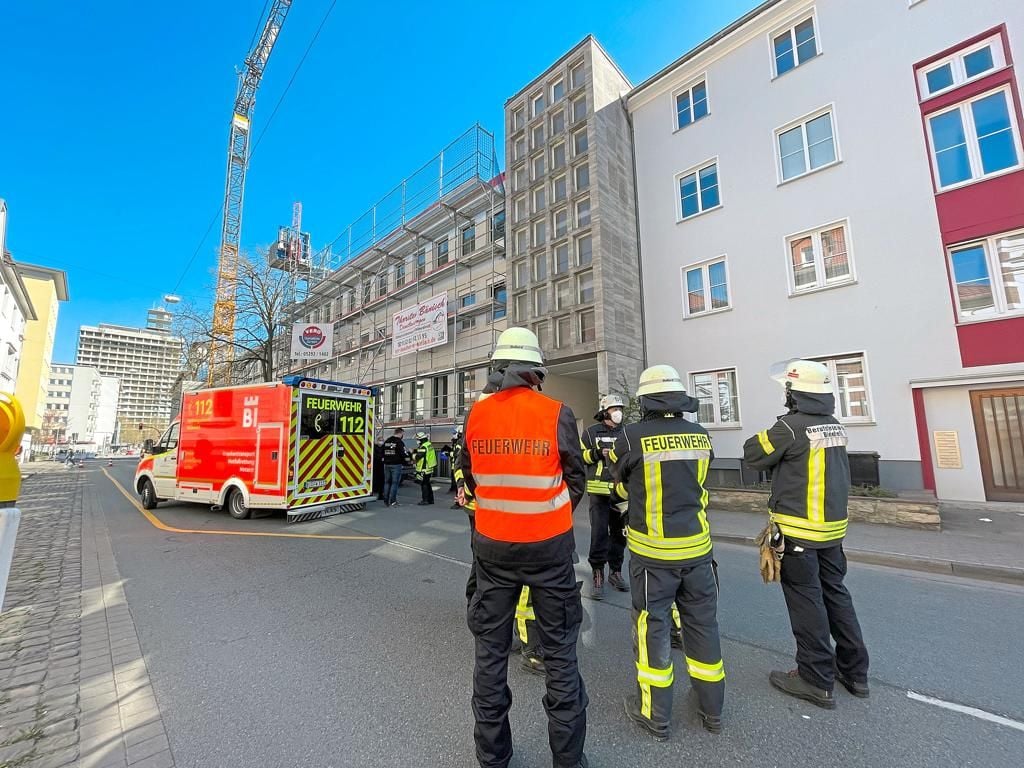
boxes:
[16,262,70,301]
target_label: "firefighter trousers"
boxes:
[419,471,434,504]
[468,557,588,768]
[587,494,626,573]
[630,557,725,726]
[780,541,869,691]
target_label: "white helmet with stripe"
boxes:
[599,394,626,411]
[491,327,544,365]
[770,359,832,394]
[636,365,686,397]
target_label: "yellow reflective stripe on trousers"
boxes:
[757,430,775,455]
[773,513,848,542]
[516,587,533,644]
[686,655,725,682]
[636,661,674,687]
[671,603,682,631]
[472,473,564,489]
[637,609,653,718]
[806,447,825,524]
[644,462,663,537]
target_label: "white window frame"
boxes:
[512,106,526,132]
[550,78,565,103]
[572,127,588,156]
[946,229,1024,323]
[688,368,742,428]
[532,91,545,118]
[532,186,547,214]
[784,218,856,295]
[551,141,567,170]
[810,353,874,424]
[680,255,731,319]
[514,195,528,222]
[575,197,591,228]
[569,60,585,90]
[671,75,710,131]
[925,85,1024,193]
[577,308,596,343]
[555,278,573,311]
[574,162,590,191]
[571,95,587,123]
[533,219,547,248]
[532,123,545,150]
[553,207,569,239]
[513,165,527,192]
[533,286,549,316]
[768,10,821,79]
[674,157,722,222]
[513,136,526,161]
[552,174,568,203]
[576,270,594,304]
[550,110,566,136]
[917,34,1005,100]
[774,104,841,184]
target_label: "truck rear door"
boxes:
[294,390,371,499]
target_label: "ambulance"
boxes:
[134,376,376,523]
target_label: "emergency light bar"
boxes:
[282,375,375,397]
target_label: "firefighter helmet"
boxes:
[636,365,686,397]
[491,327,544,365]
[770,359,832,394]
[416,431,429,441]
[599,394,626,411]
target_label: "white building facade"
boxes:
[627,0,1024,501]
[95,376,120,450]
[0,200,37,398]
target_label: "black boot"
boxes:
[769,669,835,709]
[520,649,546,677]
[589,569,605,600]
[623,696,668,741]
[671,630,683,650]
[699,710,723,734]
[836,671,870,698]
[607,570,629,592]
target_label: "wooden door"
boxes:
[970,389,1024,502]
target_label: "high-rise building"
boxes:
[95,376,121,450]
[75,323,183,443]
[42,363,74,448]
[503,37,645,423]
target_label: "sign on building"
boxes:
[291,322,334,360]
[392,293,449,358]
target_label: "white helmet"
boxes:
[600,394,625,411]
[491,327,544,365]
[770,359,832,394]
[415,431,429,441]
[637,365,686,397]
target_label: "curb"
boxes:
[711,533,1024,586]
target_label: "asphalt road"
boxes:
[95,460,1024,767]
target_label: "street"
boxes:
[61,459,1022,768]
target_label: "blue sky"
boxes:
[2,0,761,363]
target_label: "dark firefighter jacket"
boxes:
[581,420,624,495]
[457,364,586,566]
[610,392,714,565]
[382,436,408,465]
[742,390,851,548]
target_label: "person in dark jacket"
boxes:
[445,427,463,507]
[458,327,589,768]
[612,365,725,738]
[743,359,870,709]
[372,434,386,501]
[381,428,408,507]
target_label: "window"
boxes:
[492,282,508,320]
[553,208,569,239]
[377,272,388,297]
[552,175,567,203]
[395,263,406,287]
[513,260,529,289]
[576,234,593,266]
[513,165,527,191]
[459,316,477,331]
[777,109,838,181]
[362,279,373,304]
[787,221,853,292]
[577,270,594,303]
[555,279,573,310]
[515,195,528,222]
[460,293,476,308]
[461,225,476,256]
[927,88,1021,190]
[533,286,549,315]
[533,252,548,281]
[416,250,427,277]
[551,111,565,136]
[513,136,526,161]
[569,60,585,90]
[813,355,872,422]
[576,198,591,227]
[437,237,451,267]
[574,163,590,191]
[677,161,721,219]
[533,186,547,213]
[555,315,572,348]
[410,380,426,420]
[551,79,565,103]
[682,258,730,317]
[532,125,545,152]
[948,230,1024,320]
[492,210,506,241]
[431,376,449,417]
[389,384,403,421]
[690,369,741,426]
[532,154,546,180]
[551,142,566,170]
[534,320,551,351]
[572,96,587,123]
[773,16,818,77]
[675,80,709,129]
[514,293,529,322]
[457,371,476,416]
[533,220,547,247]
[919,35,1004,98]
[578,309,596,343]
[532,92,545,117]
[572,128,588,156]
[512,107,525,131]
[515,229,529,256]
[554,243,570,274]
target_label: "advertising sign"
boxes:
[291,322,334,360]
[392,293,448,358]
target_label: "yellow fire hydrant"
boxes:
[0,392,26,611]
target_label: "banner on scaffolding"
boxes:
[392,292,449,358]
[291,322,335,360]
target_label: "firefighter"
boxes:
[381,427,408,507]
[413,431,437,506]
[743,359,870,709]
[581,393,629,599]
[459,326,588,768]
[446,427,463,508]
[611,364,725,738]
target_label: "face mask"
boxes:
[610,410,623,425]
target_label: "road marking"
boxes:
[103,468,380,542]
[907,691,1024,733]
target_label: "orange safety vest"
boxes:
[465,387,573,543]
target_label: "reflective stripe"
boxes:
[615,482,628,499]
[757,430,775,455]
[453,468,465,482]
[774,512,848,542]
[608,448,619,463]
[472,472,564,489]
[475,487,571,515]
[697,457,710,516]
[516,587,533,644]
[686,656,725,683]
[627,530,713,561]
[637,609,652,718]
[644,462,663,537]
[636,661,674,687]
[586,480,613,495]
[671,603,682,631]
[643,449,711,464]
[807,447,825,524]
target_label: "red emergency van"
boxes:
[134,376,376,522]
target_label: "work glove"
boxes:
[755,518,784,584]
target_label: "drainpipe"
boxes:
[621,94,648,370]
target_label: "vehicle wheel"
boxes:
[139,479,159,510]
[227,488,251,520]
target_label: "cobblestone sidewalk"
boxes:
[0,466,175,768]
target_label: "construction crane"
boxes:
[208,0,294,385]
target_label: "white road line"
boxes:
[907,691,1024,733]
[380,536,472,568]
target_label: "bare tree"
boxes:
[175,249,291,384]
